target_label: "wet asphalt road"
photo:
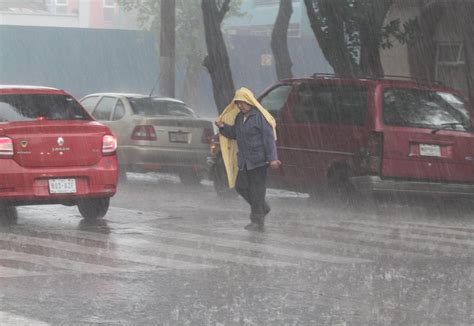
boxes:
[0,172,473,325]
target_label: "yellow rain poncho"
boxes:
[217,87,277,188]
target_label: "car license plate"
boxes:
[48,178,76,194]
[169,132,189,143]
[419,144,441,157]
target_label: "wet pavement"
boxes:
[0,173,473,325]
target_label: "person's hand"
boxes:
[214,119,224,128]
[269,160,281,169]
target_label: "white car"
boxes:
[80,93,214,184]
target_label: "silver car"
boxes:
[79,93,214,184]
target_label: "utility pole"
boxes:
[159,0,175,98]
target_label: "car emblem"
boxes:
[57,137,64,146]
[20,140,28,148]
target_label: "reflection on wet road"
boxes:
[0,174,473,325]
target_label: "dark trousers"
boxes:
[235,165,269,224]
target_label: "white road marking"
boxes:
[1,231,295,269]
[132,228,371,264]
[0,311,50,326]
[27,226,369,265]
[0,266,48,278]
[0,250,162,276]
[0,233,214,271]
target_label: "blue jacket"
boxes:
[220,107,278,170]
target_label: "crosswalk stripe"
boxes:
[0,231,294,269]
[0,233,214,271]
[216,227,433,259]
[133,228,370,264]
[345,219,474,238]
[19,225,370,265]
[214,224,463,257]
[0,250,161,275]
[0,266,48,278]
[338,222,474,247]
[0,311,50,326]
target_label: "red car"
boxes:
[209,75,474,202]
[0,85,118,222]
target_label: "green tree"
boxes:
[119,0,242,113]
[303,0,416,76]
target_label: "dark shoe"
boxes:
[244,222,264,232]
[264,202,271,216]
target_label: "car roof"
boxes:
[279,74,458,91]
[82,93,187,104]
[0,85,66,95]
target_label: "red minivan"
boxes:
[209,75,474,202]
[0,86,118,222]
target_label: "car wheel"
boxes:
[211,157,237,198]
[179,171,202,185]
[327,167,357,205]
[77,198,110,220]
[0,204,18,225]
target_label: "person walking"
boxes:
[215,87,281,232]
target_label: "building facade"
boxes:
[0,0,138,29]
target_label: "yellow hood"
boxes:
[217,87,277,188]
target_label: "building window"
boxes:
[435,42,467,96]
[55,0,68,14]
[103,0,116,22]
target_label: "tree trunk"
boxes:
[454,2,474,104]
[271,0,293,80]
[357,0,391,76]
[303,0,357,76]
[160,0,176,98]
[201,0,235,114]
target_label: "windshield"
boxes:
[129,97,196,117]
[383,88,471,130]
[0,94,90,122]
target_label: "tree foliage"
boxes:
[118,0,241,111]
[303,0,417,76]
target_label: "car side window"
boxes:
[259,85,292,120]
[93,96,116,121]
[112,99,126,121]
[293,84,368,125]
[80,96,100,112]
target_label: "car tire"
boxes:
[77,198,110,220]
[327,166,357,205]
[0,204,18,225]
[211,156,237,198]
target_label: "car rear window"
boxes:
[129,98,196,117]
[383,88,471,130]
[292,84,369,125]
[0,94,90,122]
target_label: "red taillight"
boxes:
[0,137,13,158]
[102,134,117,155]
[201,128,214,144]
[131,125,157,141]
[366,131,384,174]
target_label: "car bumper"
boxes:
[0,156,118,205]
[350,175,474,198]
[119,145,210,172]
